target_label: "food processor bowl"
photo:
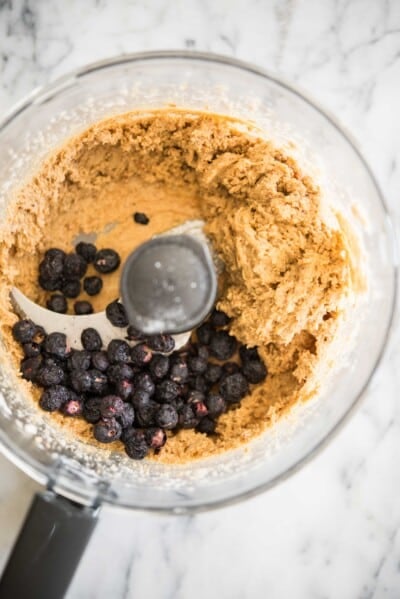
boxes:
[0,51,396,598]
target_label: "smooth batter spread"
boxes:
[0,109,355,463]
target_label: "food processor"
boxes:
[0,52,396,598]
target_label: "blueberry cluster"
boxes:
[12,308,268,460]
[39,243,120,315]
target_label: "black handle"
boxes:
[0,491,98,599]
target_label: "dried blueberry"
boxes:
[222,362,240,377]
[62,395,84,417]
[74,300,93,315]
[135,372,155,396]
[105,300,128,327]
[44,248,66,262]
[43,332,69,360]
[38,275,62,291]
[83,397,101,423]
[100,395,125,418]
[22,342,41,358]
[145,427,167,449]
[219,372,249,403]
[83,276,103,296]
[193,401,208,418]
[196,321,214,345]
[75,241,97,263]
[206,393,227,417]
[179,404,199,429]
[70,369,92,393]
[149,354,170,379]
[155,379,180,403]
[171,396,185,412]
[197,345,209,361]
[209,309,231,328]
[67,350,91,371]
[188,355,207,375]
[81,328,102,351]
[126,325,146,341]
[209,330,237,360]
[115,379,134,401]
[124,429,149,459]
[189,375,209,394]
[62,279,81,299]
[204,363,223,385]
[196,416,216,435]
[39,251,64,282]
[12,319,38,344]
[107,339,131,363]
[44,356,66,369]
[20,355,43,382]
[156,403,178,429]
[239,345,260,363]
[187,390,206,404]
[131,388,152,407]
[94,418,122,443]
[89,369,109,395]
[118,403,135,428]
[131,343,152,366]
[120,427,136,443]
[187,391,208,417]
[242,360,267,384]
[133,212,150,225]
[94,249,120,274]
[39,385,70,412]
[146,334,175,353]
[46,294,68,313]
[37,362,65,387]
[135,399,158,427]
[64,253,87,279]
[91,351,110,372]
[169,358,189,383]
[107,363,135,384]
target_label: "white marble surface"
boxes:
[0,0,400,597]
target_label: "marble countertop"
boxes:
[1,1,400,597]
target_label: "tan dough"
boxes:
[0,109,354,463]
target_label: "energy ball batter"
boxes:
[0,109,355,463]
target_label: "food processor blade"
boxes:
[10,220,219,348]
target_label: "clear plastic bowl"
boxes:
[0,51,396,512]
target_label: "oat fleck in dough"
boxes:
[0,110,355,463]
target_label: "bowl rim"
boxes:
[0,49,397,513]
